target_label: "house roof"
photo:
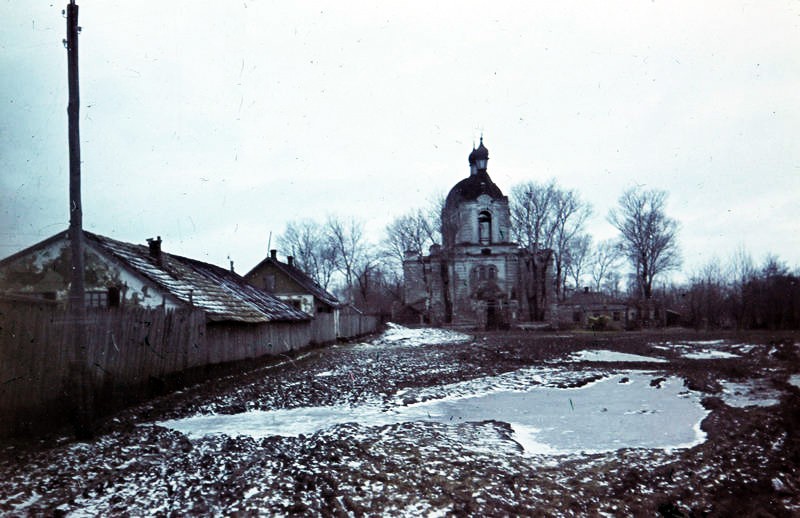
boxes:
[0,230,310,323]
[85,232,310,323]
[559,290,627,308]
[245,257,341,308]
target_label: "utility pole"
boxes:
[66,0,93,439]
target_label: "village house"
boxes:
[244,250,351,338]
[403,138,554,329]
[244,249,341,317]
[0,231,381,435]
[0,230,309,324]
[556,288,630,330]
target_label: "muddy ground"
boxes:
[1,327,799,516]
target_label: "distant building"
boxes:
[403,138,554,329]
[556,288,629,330]
[0,230,308,324]
[244,249,341,317]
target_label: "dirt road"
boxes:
[1,327,798,516]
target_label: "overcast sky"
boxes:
[2,1,799,283]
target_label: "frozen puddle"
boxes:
[682,350,740,360]
[564,350,668,363]
[160,372,708,455]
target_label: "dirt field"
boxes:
[1,327,798,516]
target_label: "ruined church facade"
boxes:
[403,139,554,328]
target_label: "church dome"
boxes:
[472,139,489,162]
[468,138,489,166]
[445,138,503,211]
[444,171,504,210]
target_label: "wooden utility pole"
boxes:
[66,0,93,438]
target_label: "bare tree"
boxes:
[383,209,438,266]
[426,191,446,244]
[279,219,338,289]
[686,258,727,328]
[608,186,681,299]
[510,180,559,251]
[564,233,592,293]
[603,271,623,299]
[327,216,368,302]
[590,239,623,293]
[510,180,592,301]
[352,255,404,316]
[551,188,592,300]
[726,245,756,328]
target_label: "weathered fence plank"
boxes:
[0,301,379,437]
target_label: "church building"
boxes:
[403,138,554,329]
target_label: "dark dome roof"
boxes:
[467,138,489,165]
[473,140,489,161]
[444,170,504,209]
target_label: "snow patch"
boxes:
[720,380,782,407]
[367,323,471,347]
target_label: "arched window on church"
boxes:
[478,266,486,280]
[478,211,491,245]
[488,265,497,280]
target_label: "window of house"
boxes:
[478,211,491,245]
[613,311,621,321]
[573,311,581,322]
[85,291,108,308]
[264,274,276,291]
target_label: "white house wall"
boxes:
[0,237,180,309]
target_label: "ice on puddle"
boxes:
[682,350,740,360]
[564,350,668,363]
[160,372,708,455]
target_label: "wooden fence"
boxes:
[0,302,379,437]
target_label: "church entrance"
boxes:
[485,300,503,330]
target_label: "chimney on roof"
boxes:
[147,236,162,264]
[230,259,235,273]
[270,249,277,260]
[287,256,294,267]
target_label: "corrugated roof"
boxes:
[85,232,309,323]
[245,257,341,309]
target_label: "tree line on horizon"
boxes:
[276,181,799,330]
